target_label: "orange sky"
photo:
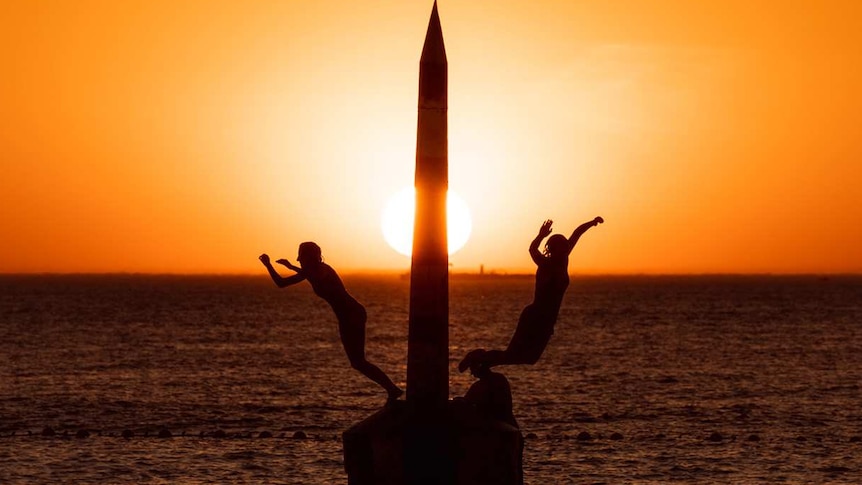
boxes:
[2,1,860,274]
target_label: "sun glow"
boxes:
[381,187,472,257]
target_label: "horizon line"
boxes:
[1,271,860,277]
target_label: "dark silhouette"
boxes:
[260,242,403,402]
[459,217,604,371]
[460,351,518,428]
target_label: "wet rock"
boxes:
[213,429,227,439]
[576,431,592,442]
[75,430,90,439]
[292,431,308,439]
[525,432,538,440]
[41,427,55,437]
[259,431,273,439]
[707,432,724,442]
[850,436,861,443]
[747,434,760,442]
[796,436,807,442]
[610,432,624,441]
[121,429,134,439]
[158,429,172,439]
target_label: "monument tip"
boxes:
[421,0,447,64]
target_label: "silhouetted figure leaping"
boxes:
[260,242,403,403]
[459,217,603,372]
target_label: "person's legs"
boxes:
[460,305,553,371]
[340,312,402,399]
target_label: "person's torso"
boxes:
[533,256,570,315]
[306,264,360,318]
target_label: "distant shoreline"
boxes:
[1,272,860,278]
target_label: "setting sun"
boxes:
[381,187,472,257]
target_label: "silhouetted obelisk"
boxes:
[344,4,523,483]
[408,0,448,410]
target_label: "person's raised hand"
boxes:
[259,253,270,265]
[539,219,553,238]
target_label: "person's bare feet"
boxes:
[386,387,404,406]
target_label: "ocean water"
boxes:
[1,274,861,484]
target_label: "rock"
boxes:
[158,429,172,439]
[41,427,55,437]
[610,432,624,441]
[525,432,538,440]
[707,432,723,442]
[576,431,592,442]
[75,430,90,439]
[747,434,760,442]
[259,431,273,439]
[293,431,307,439]
[213,429,227,439]
[122,429,134,439]
[850,436,861,443]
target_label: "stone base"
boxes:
[343,401,523,485]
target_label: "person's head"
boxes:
[470,362,491,379]
[544,234,569,257]
[297,242,322,266]
[468,350,490,378]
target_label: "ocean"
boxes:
[1,274,860,483]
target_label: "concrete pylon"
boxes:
[343,4,523,483]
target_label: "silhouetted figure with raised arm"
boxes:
[459,217,604,371]
[259,242,403,403]
[460,351,518,428]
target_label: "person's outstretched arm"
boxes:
[276,258,303,274]
[529,220,554,265]
[259,254,305,288]
[566,217,604,254]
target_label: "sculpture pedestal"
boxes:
[343,401,523,485]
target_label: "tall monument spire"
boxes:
[344,5,523,481]
[407,0,449,408]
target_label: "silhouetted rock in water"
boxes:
[525,432,538,440]
[576,431,593,442]
[611,432,624,441]
[158,429,172,439]
[796,436,808,442]
[850,436,861,443]
[41,427,55,437]
[259,431,273,439]
[708,432,724,442]
[747,434,761,442]
[122,429,134,439]
[213,430,227,439]
[293,431,307,439]
[75,430,90,439]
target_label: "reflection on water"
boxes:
[1,275,861,483]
